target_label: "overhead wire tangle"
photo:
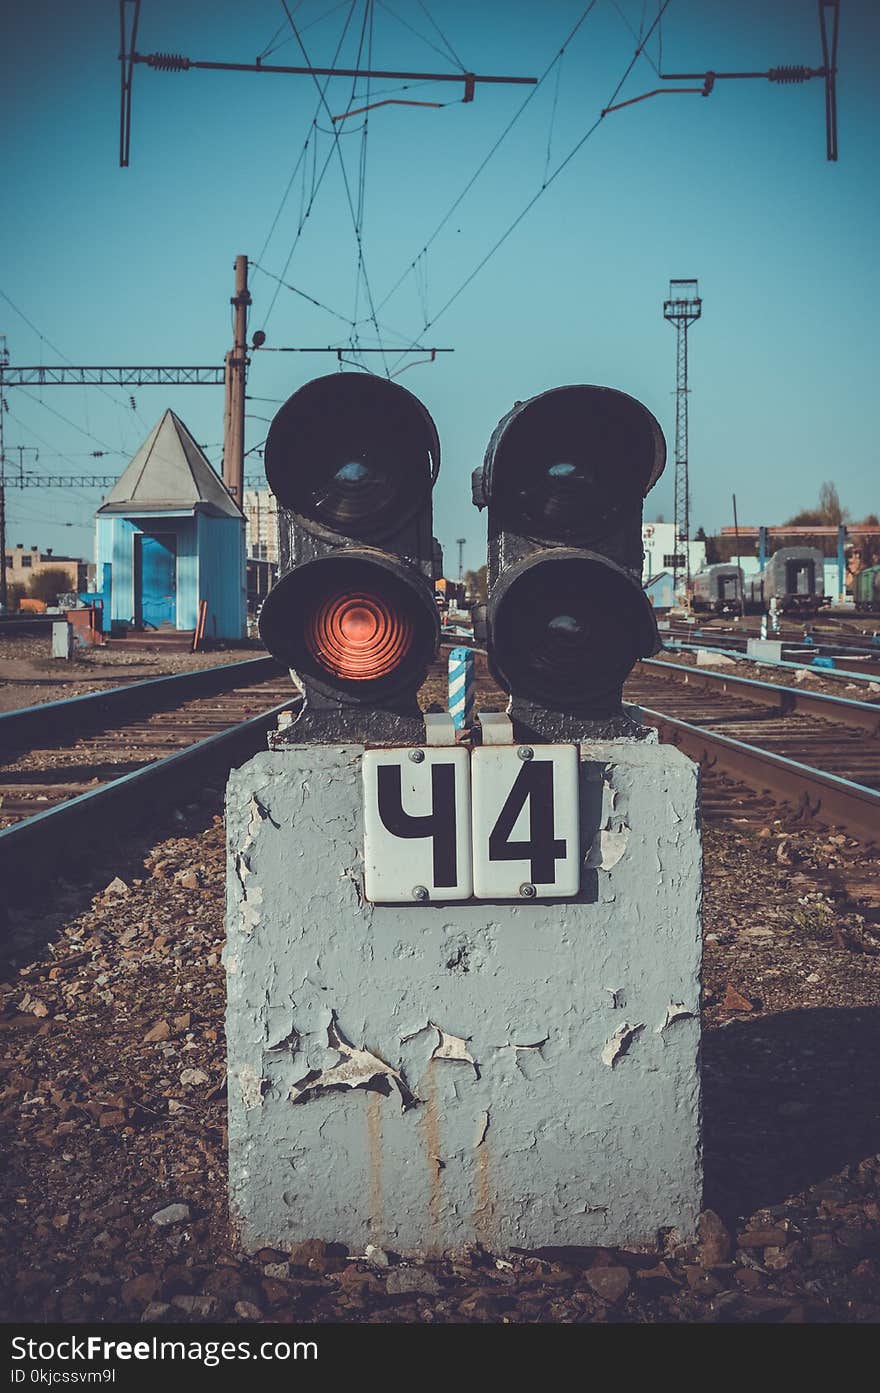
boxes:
[279,0,390,378]
[250,263,358,328]
[18,388,118,455]
[376,0,465,71]
[609,0,661,76]
[373,0,602,319]
[255,0,359,318]
[415,0,466,71]
[0,289,149,445]
[259,0,353,59]
[386,0,672,374]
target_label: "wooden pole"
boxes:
[223,255,250,508]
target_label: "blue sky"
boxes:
[1,0,877,576]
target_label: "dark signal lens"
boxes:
[491,554,657,710]
[487,385,665,545]
[265,375,440,540]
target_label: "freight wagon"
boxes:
[853,564,880,613]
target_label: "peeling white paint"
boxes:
[290,1015,415,1110]
[237,1065,266,1110]
[431,1026,476,1067]
[475,1111,490,1147]
[585,825,629,871]
[604,987,626,1010]
[601,1022,644,1068]
[656,1002,695,1033]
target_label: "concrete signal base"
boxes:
[225,740,702,1256]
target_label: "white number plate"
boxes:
[362,747,472,903]
[471,744,580,899]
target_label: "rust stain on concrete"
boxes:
[419,1061,444,1250]
[366,1089,383,1239]
[474,1135,494,1246]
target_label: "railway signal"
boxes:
[473,384,666,740]
[258,373,441,741]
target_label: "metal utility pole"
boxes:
[456,538,466,582]
[223,255,250,509]
[663,279,702,602]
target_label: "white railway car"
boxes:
[691,564,744,615]
[745,547,827,615]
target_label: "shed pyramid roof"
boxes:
[97,410,242,518]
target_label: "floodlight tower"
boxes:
[456,538,466,581]
[663,279,702,600]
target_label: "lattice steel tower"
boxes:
[663,279,702,599]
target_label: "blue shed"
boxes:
[644,570,675,611]
[96,410,246,640]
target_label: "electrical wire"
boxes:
[375,0,464,71]
[415,0,466,72]
[610,0,661,77]
[279,0,390,377]
[385,0,672,373]
[250,264,358,328]
[17,389,117,454]
[372,0,602,319]
[254,0,359,314]
[0,288,150,441]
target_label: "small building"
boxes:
[4,545,88,596]
[96,410,246,640]
[243,489,280,564]
[641,523,706,584]
[644,570,675,610]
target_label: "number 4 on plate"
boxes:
[471,744,580,899]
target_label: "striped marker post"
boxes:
[448,646,475,732]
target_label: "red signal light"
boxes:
[305,589,414,681]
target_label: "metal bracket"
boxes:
[424,713,456,746]
[478,712,514,745]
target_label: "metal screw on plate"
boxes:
[519,883,537,898]
[517,746,534,761]
[412,885,429,902]
[408,749,425,763]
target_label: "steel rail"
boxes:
[640,706,880,844]
[638,658,880,735]
[0,656,282,750]
[662,641,880,686]
[0,694,298,900]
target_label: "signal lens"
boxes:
[265,375,440,539]
[491,554,657,710]
[258,554,439,698]
[487,385,665,545]
[306,589,414,681]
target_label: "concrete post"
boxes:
[226,738,702,1256]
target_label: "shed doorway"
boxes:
[135,532,177,628]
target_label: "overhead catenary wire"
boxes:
[372,0,602,320]
[0,288,150,439]
[376,0,465,71]
[278,0,390,378]
[385,0,673,374]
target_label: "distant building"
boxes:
[644,570,675,610]
[243,489,279,564]
[641,523,706,584]
[95,409,246,640]
[4,545,87,594]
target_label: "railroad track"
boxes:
[626,658,880,843]
[0,657,296,894]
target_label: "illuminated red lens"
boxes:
[305,590,414,681]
